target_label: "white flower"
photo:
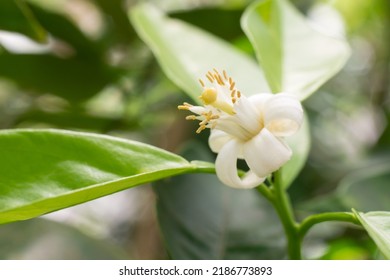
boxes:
[179,69,303,189]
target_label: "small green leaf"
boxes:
[0,129,195,224]
[129,3,270,103]
[280,112,310,189]
[241,0,350,100]
[353,210,390,259]
[0,0,47,42]
[338,164,390,212]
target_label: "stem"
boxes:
[256,174,361,260]
[256,183,273,201]
[271,170,301,260]
[299,212,360,239]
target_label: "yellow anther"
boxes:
[214,74,224,85]
[199,119,207,126]
[231,89,236,97]
[223,70,228,80]
[196,125,207,134]
[206,73,214,83]
[185,115,197,120]
[199,79,205,87]
[178,102,192,110]
[229,81,235,91]
[200,88,217,105]
[237,91,241,98]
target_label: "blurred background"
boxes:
[0,0,389,259]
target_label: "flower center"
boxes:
[178,69,261,138]
[199,88,217,104]
[178,69,241,132]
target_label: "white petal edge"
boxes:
[209,129,233,154]
[215,139,265,189]
[263,93,303,137]
[243,129,292,178]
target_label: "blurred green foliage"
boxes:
[0,0,389,259]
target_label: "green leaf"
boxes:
[15,110,127,131]
[280,112,310,189]
[155,142,285,259]
[241,0,350,100]
[338,164,390,212]
[0,54,119,101]
[353,210,390,259]
[129,3,270,103]
[320,238,374,260]
[0,0,47,42]
[0,129,195,224]
[93,0,136,43]
[28,4,103,59]
[171,8,244,42]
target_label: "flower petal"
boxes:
[208,129,232,153]
[263,93,303,137]
[232,95,262,135]
[215,139,265,189]
[248,93,273,115]
[214,118,252,142]
[243,129,292,178]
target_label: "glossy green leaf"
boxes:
[130,3,270,103]
[280,112,310,189]
[338,164,390,212]
[155,142,285,259]
[0,129,197,224]
[15,110,127,131]
[241,0,350,100]
[353,210,390,259]
[0,0,47,42]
